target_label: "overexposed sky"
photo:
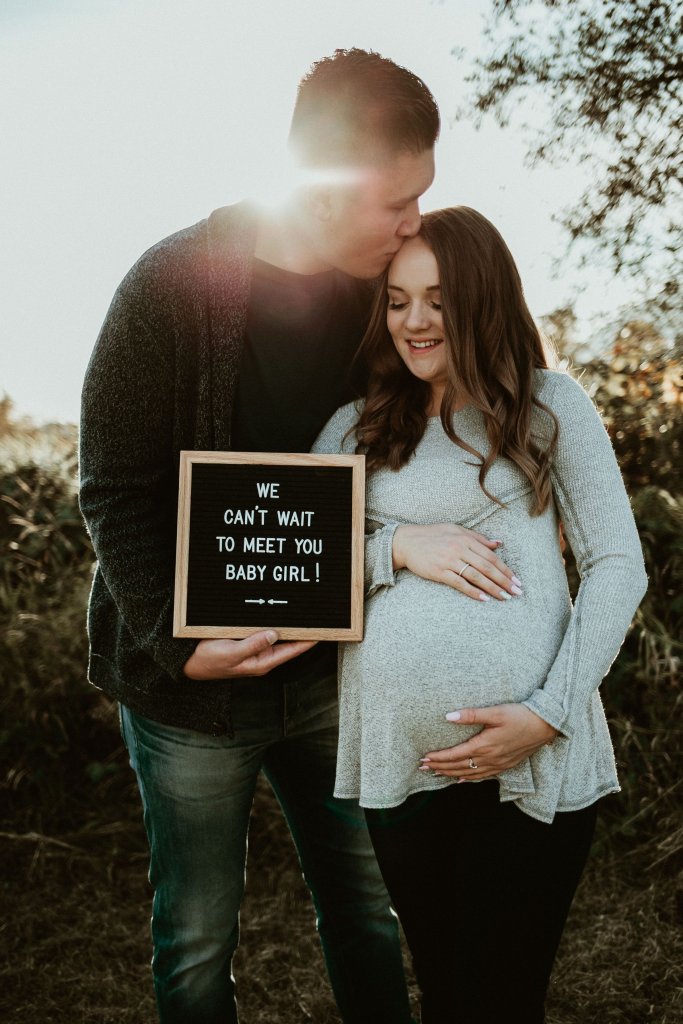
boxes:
[1,0,630,423]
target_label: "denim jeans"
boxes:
[120,670,412,1024]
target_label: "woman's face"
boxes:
[386,236,448,405]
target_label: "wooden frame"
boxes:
[173,450,365,641]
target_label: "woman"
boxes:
[313,207,647,1023]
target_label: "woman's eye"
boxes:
[387,301,407,310]
[430,302,442,311]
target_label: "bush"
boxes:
[562,328,683,866]
[0,429,120,826]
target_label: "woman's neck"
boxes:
[427,386,469,417]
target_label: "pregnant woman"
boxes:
[313,207,647,1024]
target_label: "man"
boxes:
[80,49,438,1023]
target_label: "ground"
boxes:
[2,762,681,1024]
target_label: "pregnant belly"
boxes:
[350,572,566,716]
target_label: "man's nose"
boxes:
[397,200,421,237]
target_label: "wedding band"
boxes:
[457,562,471,577]
[468,757,478,769]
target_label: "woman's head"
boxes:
[355,206,559,514]
[371,206,549,409]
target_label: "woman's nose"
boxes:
[405,302,430,331]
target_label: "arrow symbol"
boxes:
[268,599,288,605]
[244,598,265,605]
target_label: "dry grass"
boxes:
[2,758,682,1024]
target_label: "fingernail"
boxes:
[418,765,432,772]
[479,593,490,602]
[492,539,504,545]
[266,631,277,644]
[511,585,523,596]
[512,576,522,587]
[446,711,461,722]
[456,778,466,784]
[419,757,431,763]
[499,590,512,601]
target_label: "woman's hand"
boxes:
[419,703,558,780]
[393,523,522,601]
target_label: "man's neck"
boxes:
[254,205,332,276]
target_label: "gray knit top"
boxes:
[312,369,648,823]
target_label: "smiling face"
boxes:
[312,148,435,279]
[386,235,449,410]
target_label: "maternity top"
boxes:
[312,369,647,823]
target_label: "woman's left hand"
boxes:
[419,704,559,781]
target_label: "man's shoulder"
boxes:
[122,201,257,297]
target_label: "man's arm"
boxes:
[80,259,312,683]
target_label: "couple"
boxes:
[79,49,646,1024]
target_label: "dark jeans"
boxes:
[365,780,598,1024]
[120,670,412,1024]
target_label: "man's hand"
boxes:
[419,703,558,780]
[393,523,522,602]
[183,632,317,680]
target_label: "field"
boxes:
[1,337,682,1023]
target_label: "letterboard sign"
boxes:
[173,451,365,640]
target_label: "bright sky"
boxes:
[1,0,632,424]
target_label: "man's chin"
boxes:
[347,255,394,280]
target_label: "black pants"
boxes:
[365,781,598,1024]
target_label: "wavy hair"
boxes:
[353,206,559,515]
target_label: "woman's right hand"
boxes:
[392,523,522,602]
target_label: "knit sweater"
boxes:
[79,201,368,735]
[312,369,648,823]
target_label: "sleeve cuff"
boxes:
[522,689,573,739]
[365,522,400,596]
[152,636,201,683]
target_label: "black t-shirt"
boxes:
[230,258,370,682]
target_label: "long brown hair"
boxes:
[354,206,559,515]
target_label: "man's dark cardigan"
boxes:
[80,202,367,736]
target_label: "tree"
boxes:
[462,0,682,306]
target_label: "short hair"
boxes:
[288,48,440,168]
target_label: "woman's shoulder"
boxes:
[533,367,596,415]
[532,367,609,457]
[311,399,364,454]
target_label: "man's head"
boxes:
[287,49,439,278]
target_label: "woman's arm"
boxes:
[312,408,519,601]
[420,371,648,778]
[521,372,648,734]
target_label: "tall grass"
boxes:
[0,412,118,827]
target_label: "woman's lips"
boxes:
[407,338,443,350]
